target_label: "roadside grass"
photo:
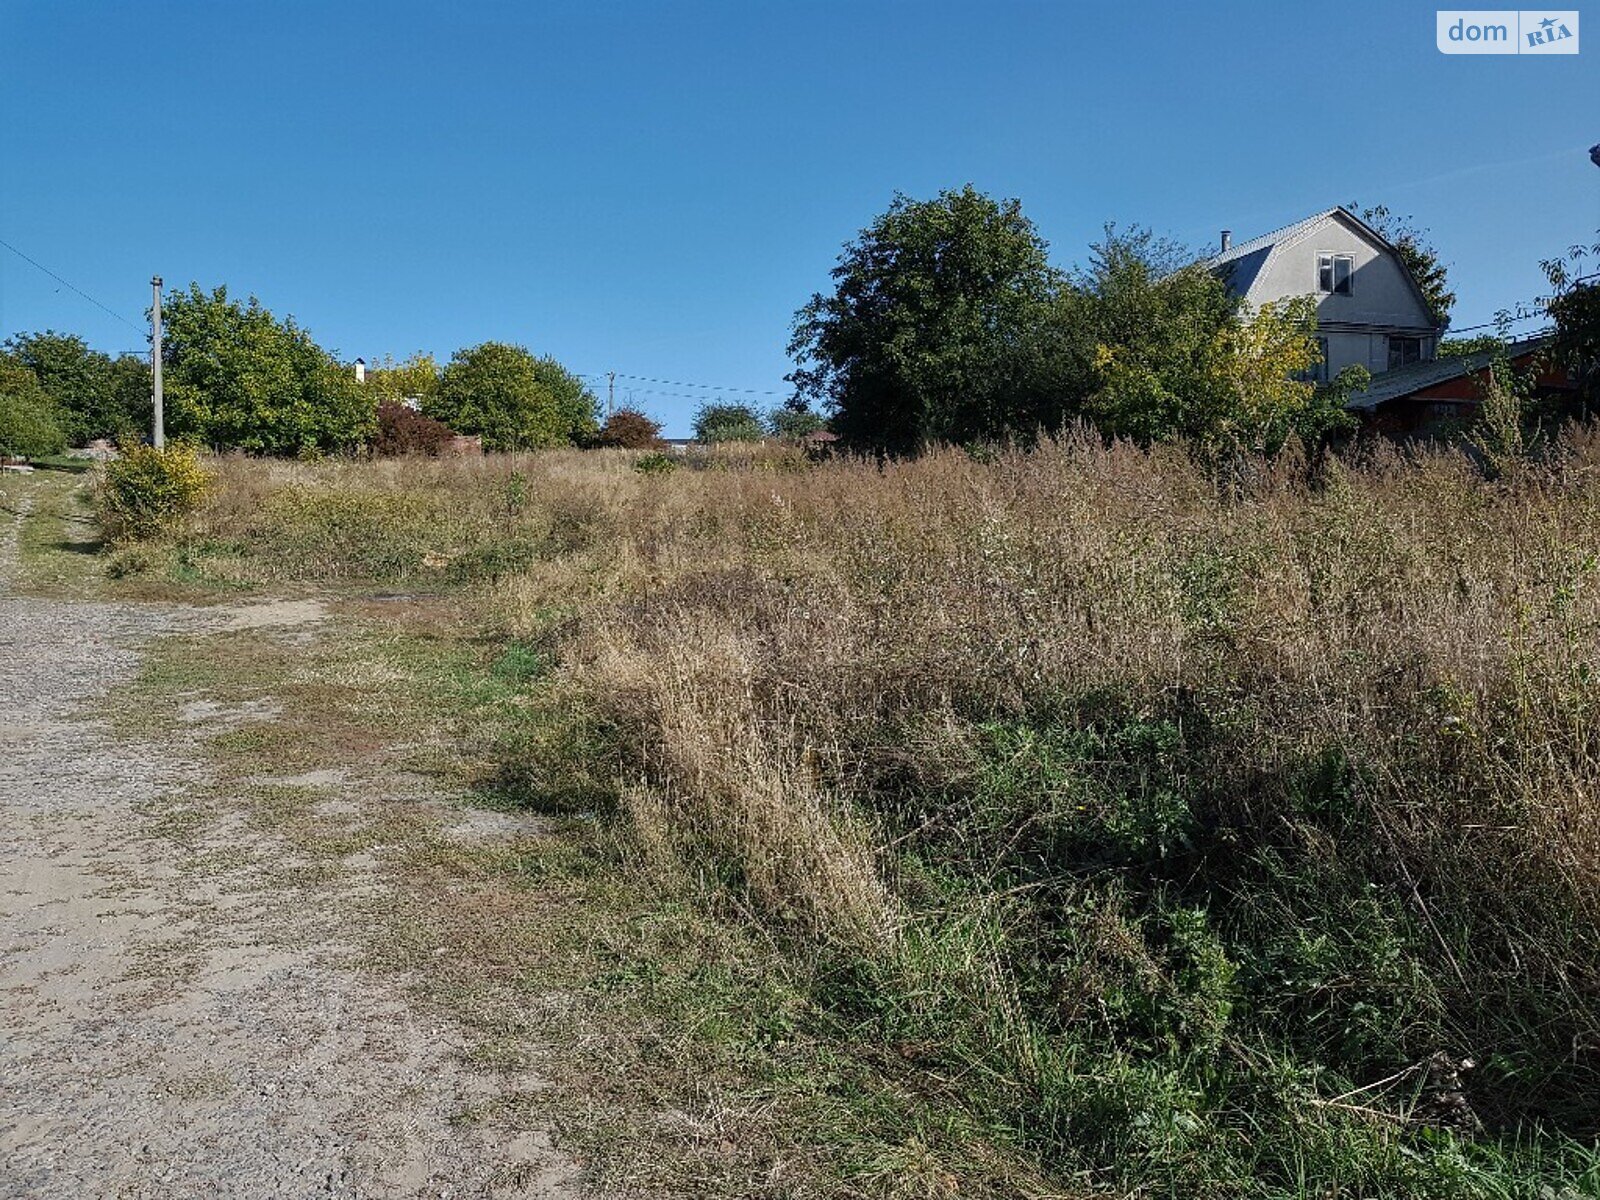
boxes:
[4,470,106,596]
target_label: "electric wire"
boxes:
[0,236,146,334]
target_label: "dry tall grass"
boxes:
[151,431,1600,1195]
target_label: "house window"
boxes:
[1297,336,1330,384]
[1388,336,1424,369]
[1318,253,1353,295]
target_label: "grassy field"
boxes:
[35,435,1600,1197]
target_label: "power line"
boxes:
[604,371,785,397]
[617,386,769,403]
[1445,268,1600,335]
[1448,311,1554,335]
[0,236,146,334]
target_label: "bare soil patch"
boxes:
[0,482,585,1199]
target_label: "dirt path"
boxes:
[0,486,581,1199]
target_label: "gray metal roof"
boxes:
[1206,208,1353,297]
[1344,335,1553,411]
[1207,209,1341,271]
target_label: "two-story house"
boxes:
[1207,207,1442,383]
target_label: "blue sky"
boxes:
[2,1,1595,434]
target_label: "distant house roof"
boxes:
[1344,334,1553,411]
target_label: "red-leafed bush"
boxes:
[596,407,664,449]
[374,400,454,457]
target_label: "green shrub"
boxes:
[95,442,213,542]
[0,358,67,459]
[633,451,677,475]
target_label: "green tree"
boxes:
[426,342,597,451]
[1074,227,1231,443]
[1298,364,1367,445]
[161,284,375,455]
[0,355,67,458]
[1466,363,1529,478]
[4,331,151,444]
[767,401,826,440]
[692,402,764,443]
[1075,228,1327,450]
[1353,203,1455,329]
[1548,283,1599,410]
[364,352,441,409]
[530,355,599,445]
[789,185,1081,454]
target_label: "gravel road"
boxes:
[0,487,581,1199]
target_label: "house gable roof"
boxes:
[1206,206,1439,329]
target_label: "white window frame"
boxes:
[1317,253,1354,296]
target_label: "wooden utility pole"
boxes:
[150,276,164,448]
[607,371,615,420]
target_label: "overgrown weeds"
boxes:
[123,431,1600,1197]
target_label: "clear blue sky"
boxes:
[2,0,1595,434]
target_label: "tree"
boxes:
[1548,283,1600,410]
[4,331,150,444]
[596,406,664,448]
[693,402,764,443]
[530,355,600,445]
[161,284,375,455]
[789,185,1079,454]
[1074,228,1328,450]
[1219,298,1327,448]
[792,192,1336,454]
[1466,363,1529,478]
[1353,203,1455,329]
[767,401,826,440]
[365,353,440,409]
[426,342,596,451]
[0,355,66,458]
[1298,365,1367,445]
[1075,227,1230,443]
